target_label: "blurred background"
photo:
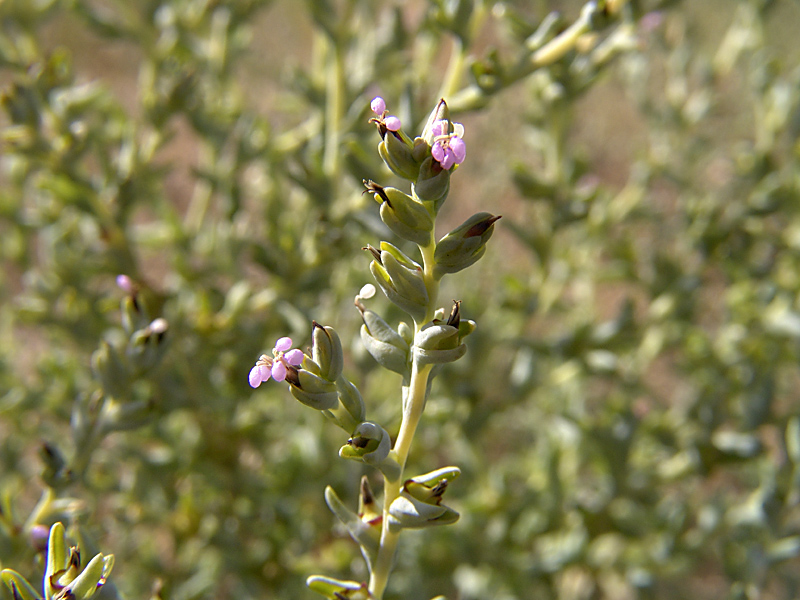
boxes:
[2,0,800,599]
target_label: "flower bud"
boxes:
[358,475,382,526]
[364,180,434,246]
[387,466,460,532]
[413,339,467,366]
[29,524,50,553]
[340,422,390,465]
[120,295,140,335]
[367,243,429,323]
[311,322,344,382]
[64,552,114,600]
[413,157,451,205]
[406,465,461,487]
[336,378,366,426]
[39,442,72,489]
[43,523,111,600]
[91,341,129,398]
[378,129,422,181]
[412,302,475,366]
[128,318,170,370]
[306,576,371,600]
[433,212,501,278]
[415,323,459,351]
[287,363,339,411]
[44,523,69,599]
[420,99,451,145]
[358,308,410,376]
[340,422,401,480]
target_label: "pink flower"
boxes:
[249,337,305,388]
[430,119,466,170]
[116,274,137,294]
[370,96,402,132]
[370,96,386,115]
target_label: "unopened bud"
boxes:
[413,157,451,205]
[364,180,434,246]
[368,243,429,323]
[387,466,461,531]
[359,308,410,376]
[378,130,423,181]
[420,99,451,145]
[311,322,344,381]
[433,212,501,278]
[30,524,50,553]
[340,422,390,465]
[306,576,370,600]
[335,378,366,427]
[287,364,339,411]
[340,422,400,480]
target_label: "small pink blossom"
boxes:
[370,96,386,115]
[430,119,466,170]
[249,337,305,388]
[369,96,402,134]
[116,274,137,294]
[384,116,401,131]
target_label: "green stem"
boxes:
[323,36,345,184]
[529,3,594,68]
[184,144,214,234]
[370,359,434,599]
[439,37,466,101]
[447,2,601,113]
[369,239,439,599]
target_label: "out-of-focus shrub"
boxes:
[1,0,799,599]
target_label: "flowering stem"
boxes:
[369,486,400,599]
[369,237,439,599]
[370,359,434,600]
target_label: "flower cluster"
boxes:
[430,119,466,170]
[370,96,466,170]
[248,337,304,388]
[245,96,493,600]
[369,96,401,132]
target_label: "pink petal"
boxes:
[385,116,401,131]
[249,365,263,388]
[274,337,293,352]
[432,141,445,162]
[371,96,386,115]
[285,349,304,365]
[450,136,466,163]
[440,150,456,170]
[116,274,135,293]
[272,361,287,382]
[431,120,448,137]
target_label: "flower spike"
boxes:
[369,96,402,135]
[249,337,305,388]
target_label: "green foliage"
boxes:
[1,0,800,599]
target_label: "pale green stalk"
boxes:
[323,37,345,183]
[369,237,439,600]
[530,4,595,68]
[438,37,466,102]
